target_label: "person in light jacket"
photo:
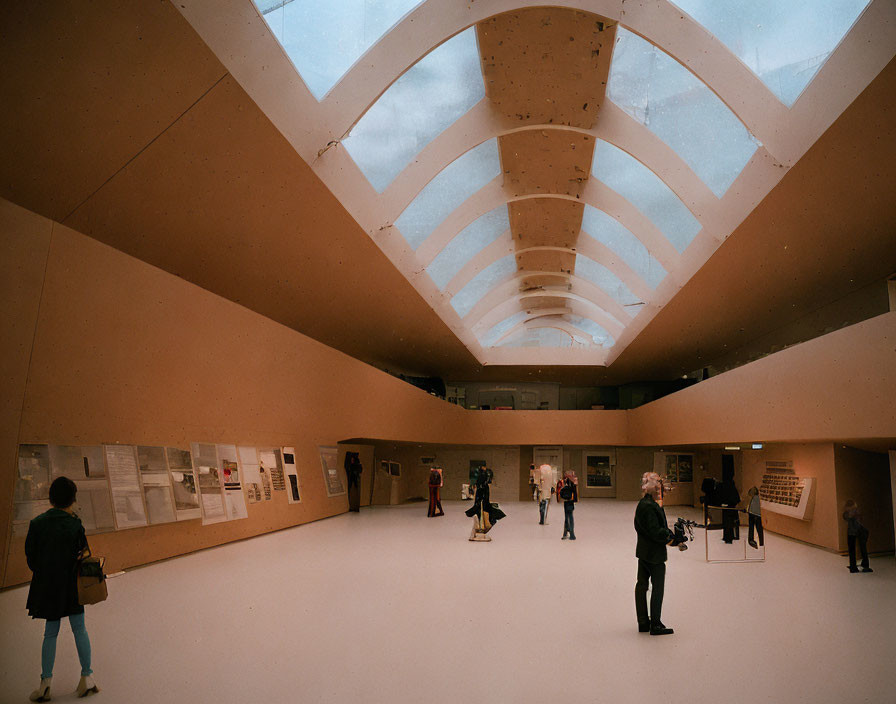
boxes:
[536,464,555,525]
[25,476,99,701]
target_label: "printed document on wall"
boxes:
[104,445,148,529]
[191,442,227,525]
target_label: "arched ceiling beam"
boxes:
[444,240,652,304]
[382,98,716,236]
[471,287,627,341]
[463,273,630,335]
[319,0,786,158]
[476,300,623,346]
[494,316,606,348]
[414,182,680,276]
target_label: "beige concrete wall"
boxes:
[0,200,53,586]
[629,312,896,446]
[741,444,839,551]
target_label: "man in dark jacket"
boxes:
[634,472,675,636]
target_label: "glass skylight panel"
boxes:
[257,1,424,101]
[670,0,871,107]
[498,327,574,349]
[591,142,700,255]
[566,315,614,346]
[581,204,667,286]
[342,28,485,193]
[450,255,516,319]
[395,139,500,250]
[607,28,759,197]
[479,311,528,347]
[426,206,509,290]
[575,255,641,312]
[498,328,572,347]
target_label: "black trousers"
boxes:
[847,531,869,569]
[748,514,764,546]
[722,508,739,543]
[427,486,443,516]
[635,559,666,627]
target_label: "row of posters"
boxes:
[13,442,304,537]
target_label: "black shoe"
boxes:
[849,566,859,573]
[862,567,873,573]
[569,536,576,540]
[748,540,758,549]
[561,534,568,540]
[638,622,651,633]
[650,625,674,636]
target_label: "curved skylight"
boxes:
[608,27,759,197]
[342,28,485,193]
[566,315,614,346]
[590,142,700,255]
[395,139,500,250]
[575,255,641,311]
[670,0,871,107]
[450,255,516,319]
[479,311,528,347]
[256,0,424,101]
[498,326,574,349]
[426,205,509,290]
[581,205,666,288]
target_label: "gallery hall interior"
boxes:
[1,1,895,703]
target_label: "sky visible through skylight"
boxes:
[670,0,871,107]
[257,0,424,100]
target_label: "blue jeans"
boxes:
[41,612,92,679]
[563,502,575,537]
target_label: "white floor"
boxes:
[1,500,894,704]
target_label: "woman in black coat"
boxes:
[25,476,99,701]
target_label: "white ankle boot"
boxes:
[76,675,99,698]
[29,678,51,702]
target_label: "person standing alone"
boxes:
[557,471,578,540]
[634,472,676,636]
[427,466,444,517]
[25,476,99,701]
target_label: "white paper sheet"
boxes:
[167,447,200,521]
[104,445,148,529]
[191,442,226,525]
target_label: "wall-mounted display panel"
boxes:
[759,460,815,520]
[319,446,345,497]
[280,447,301,503]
